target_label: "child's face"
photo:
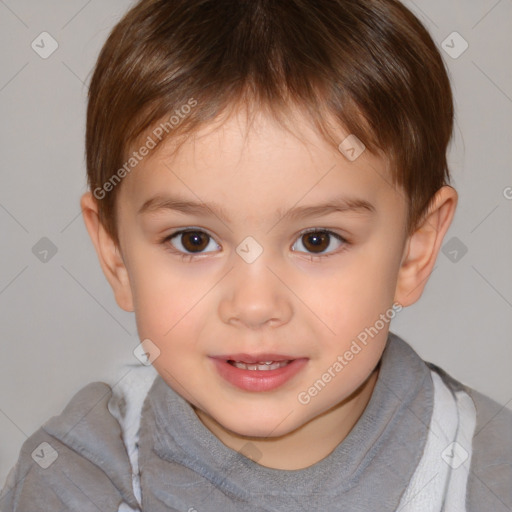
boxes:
[112,107,410,438]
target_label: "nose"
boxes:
[218,251,293,330]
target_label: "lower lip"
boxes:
[210,358,308,392]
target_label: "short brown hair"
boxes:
[86,0,454,244]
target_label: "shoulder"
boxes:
[387,333,512,509]
[0,375,144,512]
[426,360,512,446]
[426,361,512,510]
[464,385,512,510]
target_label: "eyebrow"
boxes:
[137,194,375,222]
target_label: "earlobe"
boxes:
[394,186,458,307]
[80,192,134,312]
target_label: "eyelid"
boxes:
[163,227,220,254]
[291,228,348,257]
[161,227,349,258]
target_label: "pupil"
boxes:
[304,232,328,253]
[183,231,208,252]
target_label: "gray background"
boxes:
[0,0,511,486]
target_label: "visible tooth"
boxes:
[231,360,291,371]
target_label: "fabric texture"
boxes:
[1,332,511,511]
[115,363,478,512]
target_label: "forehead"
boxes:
[118,107,405,224]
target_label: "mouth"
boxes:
[228,360,291,371]
[210,354,308,392]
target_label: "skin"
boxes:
[81,106,457,470]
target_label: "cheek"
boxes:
[128,251,209,343]
[305,250,400,340]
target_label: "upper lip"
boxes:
[210,353,301,363]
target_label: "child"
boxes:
[1,0,511,510]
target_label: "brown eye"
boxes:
[302,231,330,253]
[169,230,218,253]
[181,231,209,252]
[292,230,346,255]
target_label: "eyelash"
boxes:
[159,228,350,262]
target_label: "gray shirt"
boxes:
[1,332,511,511]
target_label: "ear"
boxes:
[394,186,458,307]
[80,192,134,312]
